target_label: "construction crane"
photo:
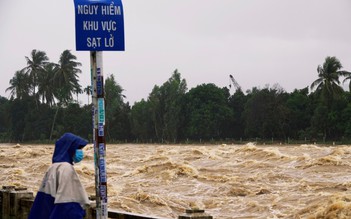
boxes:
[229,74,242,91]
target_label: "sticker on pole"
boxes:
[74,0,125,51]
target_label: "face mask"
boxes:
[73,149,84,163]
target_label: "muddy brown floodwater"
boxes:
[1,143,351,218]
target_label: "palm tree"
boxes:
[37,63,57,106]
[54,50,82,105]
[310,56,348,141]
[6,69,31,99]
[23,49,49,100]
[310,56,345,104]
[83,85,92,104]
[73,83,82,103]
[50,50,82,140]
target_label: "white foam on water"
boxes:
[1,143,351,218]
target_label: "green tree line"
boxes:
[1,50,351,144]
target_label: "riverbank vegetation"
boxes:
[1,50,351,144]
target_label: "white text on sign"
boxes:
[87,37,114,49]
[83,21,117,32]
[77,5,121,15]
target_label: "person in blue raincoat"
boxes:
[28,133,91,219]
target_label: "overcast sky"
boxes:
[1,0,351,105]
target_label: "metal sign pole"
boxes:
[74,1,124,217]
[91,51,108,219]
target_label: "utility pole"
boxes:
[91,51,107,217]
[73,0,125,217]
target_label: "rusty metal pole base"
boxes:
[178,209,213,219]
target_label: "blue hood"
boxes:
[52,133,88,164]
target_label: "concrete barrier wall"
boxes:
[0,186,34,219]
[0,186,213,219]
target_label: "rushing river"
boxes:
[1,143,351,218]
